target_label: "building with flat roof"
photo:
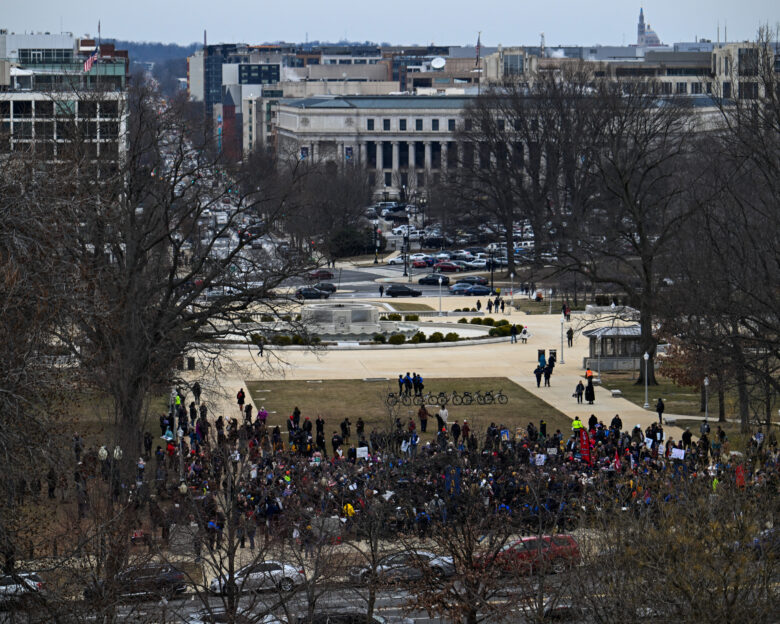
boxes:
[275,95,471,197]
[0,29,128,161]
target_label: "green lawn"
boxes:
[598,372,720,418]
[246,377,572,443]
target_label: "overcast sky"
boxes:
[3,1,777,47]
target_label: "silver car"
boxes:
[209,561,305,595]
[348,551,454,584]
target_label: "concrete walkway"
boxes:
[189,295,688,440]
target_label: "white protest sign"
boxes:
[547,448,558,456]
[400,440,410,453]
[356,447,369,459]
[671,448,685,460]
[535,454,547,466]
[644,437,654,447]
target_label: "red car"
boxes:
[412,260,428,268]
[492,535,580,574]
[433,261,461,273]
[308,269,334,280]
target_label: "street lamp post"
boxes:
[643,352,650,409]
[510,272,514,308]
[489,250,495,293]
[404,207,411,282]
[704,376,709,422]
[438,276,444,316]
[373,220,379,264]
[560,315,565,364]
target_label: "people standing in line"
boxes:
[656,398,665,426]
[567,327,574,347]
[487,300,493,314]
[585,378,595,405]
[398,374,405,396]
[403,372,413,396]
[575,381,585,403]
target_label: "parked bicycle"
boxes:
[386,392,413,407]
[451,391,474,406]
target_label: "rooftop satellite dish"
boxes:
[431,57,446,70]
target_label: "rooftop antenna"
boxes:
[717,21,720,47]
[540,32,545,57]
[204,29,207,48]
[724,22,727,44]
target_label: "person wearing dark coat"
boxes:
[534,366,543,388]
[656,398,665,425]
[585,379,595,405]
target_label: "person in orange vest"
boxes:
[585,368,594,380]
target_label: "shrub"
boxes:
[388,334,406,345]
[489,325,513,337]
[260,314,274,322]
[311,336,321,344]
[482,317,496,326]
[470,318,483,325]
[428,332,444,343]
[386,313,402,321]
[457,318,469,324]
[295,314,302,321]
[238,315,254,323]
[281,314,292,322]
[471,307,477,312]
[291,334,304,345]
[411,332,426,343]
[404,314,419,321]
[272,335,292,346]
[373,333,386,343]
[444,332,459,342]
[250,333,265,345]
[495,319,509,327]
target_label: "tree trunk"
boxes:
[718,386,726,423]
[734,355,751,433]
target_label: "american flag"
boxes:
[83,48,99,73]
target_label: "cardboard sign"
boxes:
[356,447,369,459]
[535,454,546,466]
[670,448,685,460]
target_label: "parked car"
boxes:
[209,561,305,595]
[412,259,428,268]
[456,276,489,286]
[386,255,407,266]
[449,260,470,271]
[84,564,187,601]
[308,269,334,280]
[464,285,495,296]
[296,614,394,624]
[433,261,461,273]
[0,572,44,608]
[450,250,474,260]
[296,287,330,300]
[385,285,422,297]
[465,258,488,269]
[313,282,337,294]
[491,535,580,574]
[188,610,280,624]
[448,283,474,294]
[348,551,455,585]
[418,274,450,286]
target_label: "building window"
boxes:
[503,54,524,77]
[432,119,439,131]
[675,82,687,94]
[690,82,702,95]
[722,81,732,99]
[738,48,758,76]
[367,119,374,131]
[739,81,758,100]
[383,119,390,131]
[415,119,422,131]
[384,172,392,187]
[497,119,505,131]
[448,119,455,131]
[399,119,407,131]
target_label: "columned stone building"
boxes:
[274,95,471,198]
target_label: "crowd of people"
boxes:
[59,383,777,553]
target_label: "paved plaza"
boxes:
[200,293,689,440]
